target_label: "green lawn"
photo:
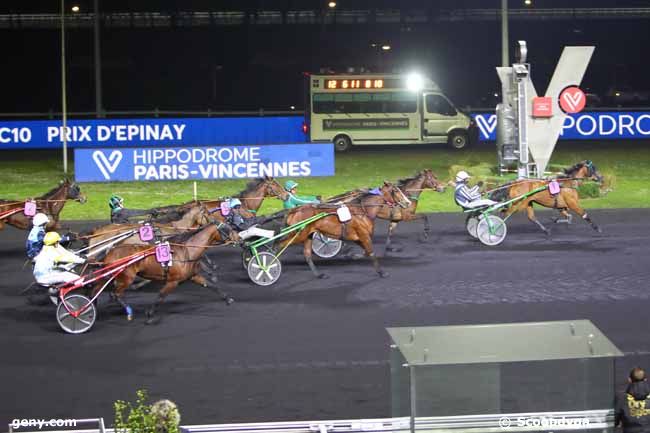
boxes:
[0,142,648,220]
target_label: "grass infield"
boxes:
[0,141,648,220]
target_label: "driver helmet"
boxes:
[284,180,298,191]
[109,194,124,210]
[43,232,61,246]
[228,198,242,209]
[32,213,50,227]
[455,171,471,183]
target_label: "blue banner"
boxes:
[0,117,305,150]
[473,111,650,141]
[74,144,334,182]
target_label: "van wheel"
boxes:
[448,131,469,150]
[334,135,352,152]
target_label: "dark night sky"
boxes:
[1,1,649,114]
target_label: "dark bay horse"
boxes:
[0,179,86,231]
[276,182,411,279]
[151,176,286,222]
[85,203,212,251]
[489,161,603,234]
[96,222,237,324]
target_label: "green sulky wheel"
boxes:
[247,251,282,286]
[476,215,507,246]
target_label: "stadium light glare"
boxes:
[328,1,337,8]
[71,5,80,12]
[406,73,424,92]
[381,45,391,51]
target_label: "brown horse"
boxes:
[490,161,603,234]
[151,176,286,223]
[0,179,86,231]
[275,182,411,279]
[380,169,446,252]
[96,222,237,324]
[85,203,213,252]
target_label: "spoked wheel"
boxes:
[476,215,507,246]
[465,215,479,239]
[56,294,97,334]
[311,232,343,258]
[247,251,282,286]
[241,244,275,270]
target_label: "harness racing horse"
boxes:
[275,182,411,279]
[380,169,446,252]
[489,161,603,235]
[0,179,86,231]
[151,176,286,222]
[95,222,238,324]
[85,203,213,252]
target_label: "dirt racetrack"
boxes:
[0,209,649,427]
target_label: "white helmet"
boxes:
[32,213,50,227]
[228,198,242,208]
[455,171,471,183]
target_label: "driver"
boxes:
[109,194,156,224]
[454,171,497,209]
[33,232,86,291]
[282,180,320,209]
[224,198,274,240]
[25,213,49,260]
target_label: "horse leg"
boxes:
[200,260,218,281]
[145,281,178,325]
[191,274,234,305]
[526,204,551,235]
[554,209,573,224]
[304,236,328,279]
[384,222,402,254]
[201,254,219,272]
[566,199,602,233]
[357,232,388,278]
[129,276,151,291]
[101,273,136,321]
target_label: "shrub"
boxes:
[114,389,181,433]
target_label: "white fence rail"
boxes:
[5,410,615,433]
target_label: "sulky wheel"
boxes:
[241,244,275,270]
[465,215,479,239]
[247,251,282,286]
[311,232,343,258]
[56,294,97,334]
[476,215,507,246]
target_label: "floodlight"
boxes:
[406,73,424,92]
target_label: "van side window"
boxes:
[426,94,457,116]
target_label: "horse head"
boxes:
[187,203,213,227]
[262,176,288,201]
[214,220,240,244]
[66,181,87,204]
[381,181,411,209]
[565,160,603,183]
[423,169,446,192]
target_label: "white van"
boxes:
[305,73,477,152]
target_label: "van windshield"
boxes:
[426,94,457,116]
